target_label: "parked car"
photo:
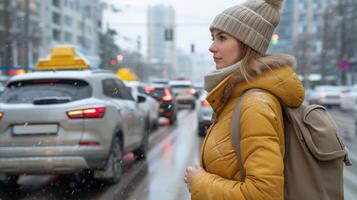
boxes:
[0,69,150,185]
[307,85,348,107]
[0,45,151,184]
[125,81,160,130]
[0,82,4,94]
[150,79,169,86]
[193,82,204,99]
[169,80,197,110]
[146,84,178,125]
[197,91,213,137]
[340,84,357,111]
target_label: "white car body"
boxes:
[308,85,348,106]
[196,91,213,136]
[0,70,149,183]
[125,81,159,129]
[340,85,357,111]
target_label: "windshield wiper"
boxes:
[33,96,72,105]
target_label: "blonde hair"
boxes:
[238,42,270,82]
[222,41,296,103]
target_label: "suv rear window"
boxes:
[170,85,191,88]
[152,88,165,98]
[0,79,91,104]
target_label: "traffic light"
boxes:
[110,59,117,66]
[191,43,195,54]
[164,28,173,41]
[117,54,124,62]
[271,33,279,45]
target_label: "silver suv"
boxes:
[0,70,149,184]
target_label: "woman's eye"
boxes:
[219,35,226,41]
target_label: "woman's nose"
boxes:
[209,43,216,53]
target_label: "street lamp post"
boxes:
[24,0,30,72]
[338,0,347,85]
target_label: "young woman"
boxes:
[184,0,304,199]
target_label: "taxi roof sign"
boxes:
[116,68,138,81]
[35,46,89,70]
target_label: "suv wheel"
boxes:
[134,122,149,160]
[95,136,123,184]
[2,174,19,186]
[169,114,176,125]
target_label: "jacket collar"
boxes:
[206,54,304,115]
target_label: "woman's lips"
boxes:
[213,57,222,62]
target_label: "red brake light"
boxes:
[340,92,347,98]
[79,141,100,146]
[201,100,210,107]
[319,92,327,98]
[0,112,3,120]
[145,86,154,94]
[67,107,106,119]
[188,88,196,94]
[162,88,172,101]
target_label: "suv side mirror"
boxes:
[194,91,200,99]
[137,95,146,103]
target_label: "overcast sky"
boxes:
[104,0,245,57]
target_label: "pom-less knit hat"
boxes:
[210,0,284,55]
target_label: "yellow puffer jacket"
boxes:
[191,66,304,200]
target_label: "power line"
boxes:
[107,22,211,27]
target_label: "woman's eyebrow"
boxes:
[217,31,225,36]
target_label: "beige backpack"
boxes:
[230,89,352,200]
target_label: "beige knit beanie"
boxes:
[210,0,284,55]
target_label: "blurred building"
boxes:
[147,4,176,79]
[191,53,215,84]
[175,49,192,80]
[292,0,325,85]
[0,0,103,73]
[267,0,294,55]
[39,0,103,68]
[291,0,357,85]
[0,0,42,72]
[320,0,357,85]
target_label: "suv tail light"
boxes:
[162,88,172,101]
[67,107,106,119]
[0,112,3,120]
[79,141,100,146]
[319,92,327,98]
[145,86,154,94]
[188,88,196,94]
[201,100,210,107]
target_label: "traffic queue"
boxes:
[0,45,211,187]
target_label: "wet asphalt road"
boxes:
[0,108,357,200]
[0,110,202,200]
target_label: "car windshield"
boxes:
[0,79,91,104]
[151,87,165,98]
[170,85,190,88]
[315,87,342,92]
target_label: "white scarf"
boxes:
[204,62,240,92]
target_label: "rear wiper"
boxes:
[33,96,72,105]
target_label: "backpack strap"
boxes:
[230,88,265,182]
